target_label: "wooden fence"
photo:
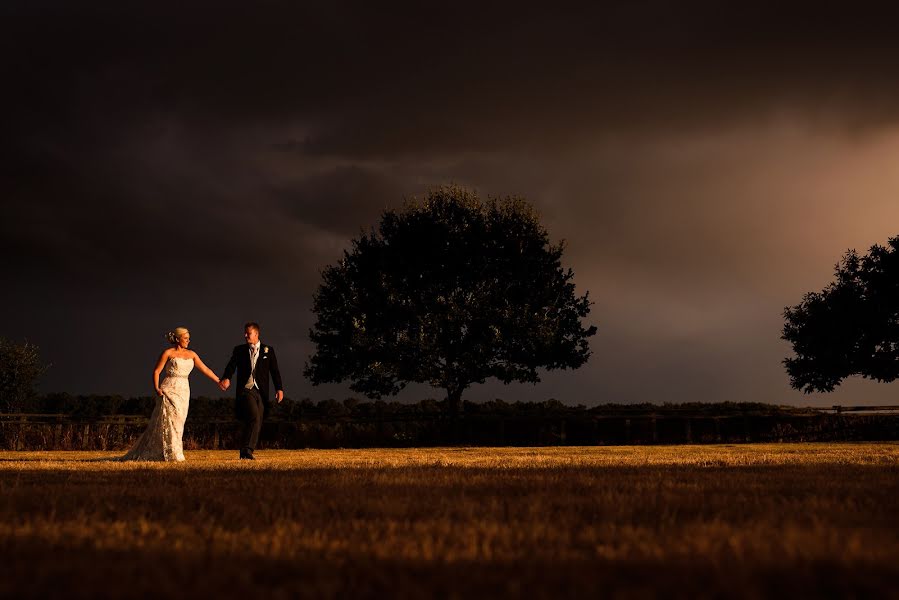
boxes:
[2,407,898,450]
[827,405,899,414]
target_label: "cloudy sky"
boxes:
[3,1,899,406]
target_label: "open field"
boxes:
[1,444,897,598]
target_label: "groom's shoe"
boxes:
[240,449,256,460]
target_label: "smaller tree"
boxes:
[782,236,899,392]
[0,338,50,412]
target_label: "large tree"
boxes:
[0,338,49,413]
[782,235,899,393]
[304,186,597,413]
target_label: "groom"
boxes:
[219,322,284,460]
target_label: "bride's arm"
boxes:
[191,352,221,385]
[152,349,172,396]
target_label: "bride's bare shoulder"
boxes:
[154,347,175,367]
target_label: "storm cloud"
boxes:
[3,1,899,405]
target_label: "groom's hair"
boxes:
[244,321,260,333]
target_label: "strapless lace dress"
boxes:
[120,357,193,462]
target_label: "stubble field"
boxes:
[1,444,897,599]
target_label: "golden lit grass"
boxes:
[1,444,897,598]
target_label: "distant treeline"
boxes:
[12,393,813,420]
[2,395,897,450]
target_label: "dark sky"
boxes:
[4,1,899,406]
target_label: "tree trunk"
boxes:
[446,386,465,444]
[446,387,463,418]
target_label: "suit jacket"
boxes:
[222,343,283,413]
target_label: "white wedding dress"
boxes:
[120,356,193,462]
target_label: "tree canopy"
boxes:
[304,186,597,412]
[0,338,49,412]
[782,235,899,393]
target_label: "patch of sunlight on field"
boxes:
[1,442,897,470]
[1,444,897,598]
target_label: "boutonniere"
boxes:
[263,347,269,354]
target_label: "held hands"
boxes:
[215,379,276,400]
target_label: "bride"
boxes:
[120,327,221,462]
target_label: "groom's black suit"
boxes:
[222,343,283,454]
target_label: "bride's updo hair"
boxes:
[165,327,190,344]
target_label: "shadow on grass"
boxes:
[4,538,896,599]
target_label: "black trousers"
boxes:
[237,387,264,452]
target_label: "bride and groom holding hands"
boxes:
[120,321,284,462]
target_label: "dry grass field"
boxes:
[1,444,897,599]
